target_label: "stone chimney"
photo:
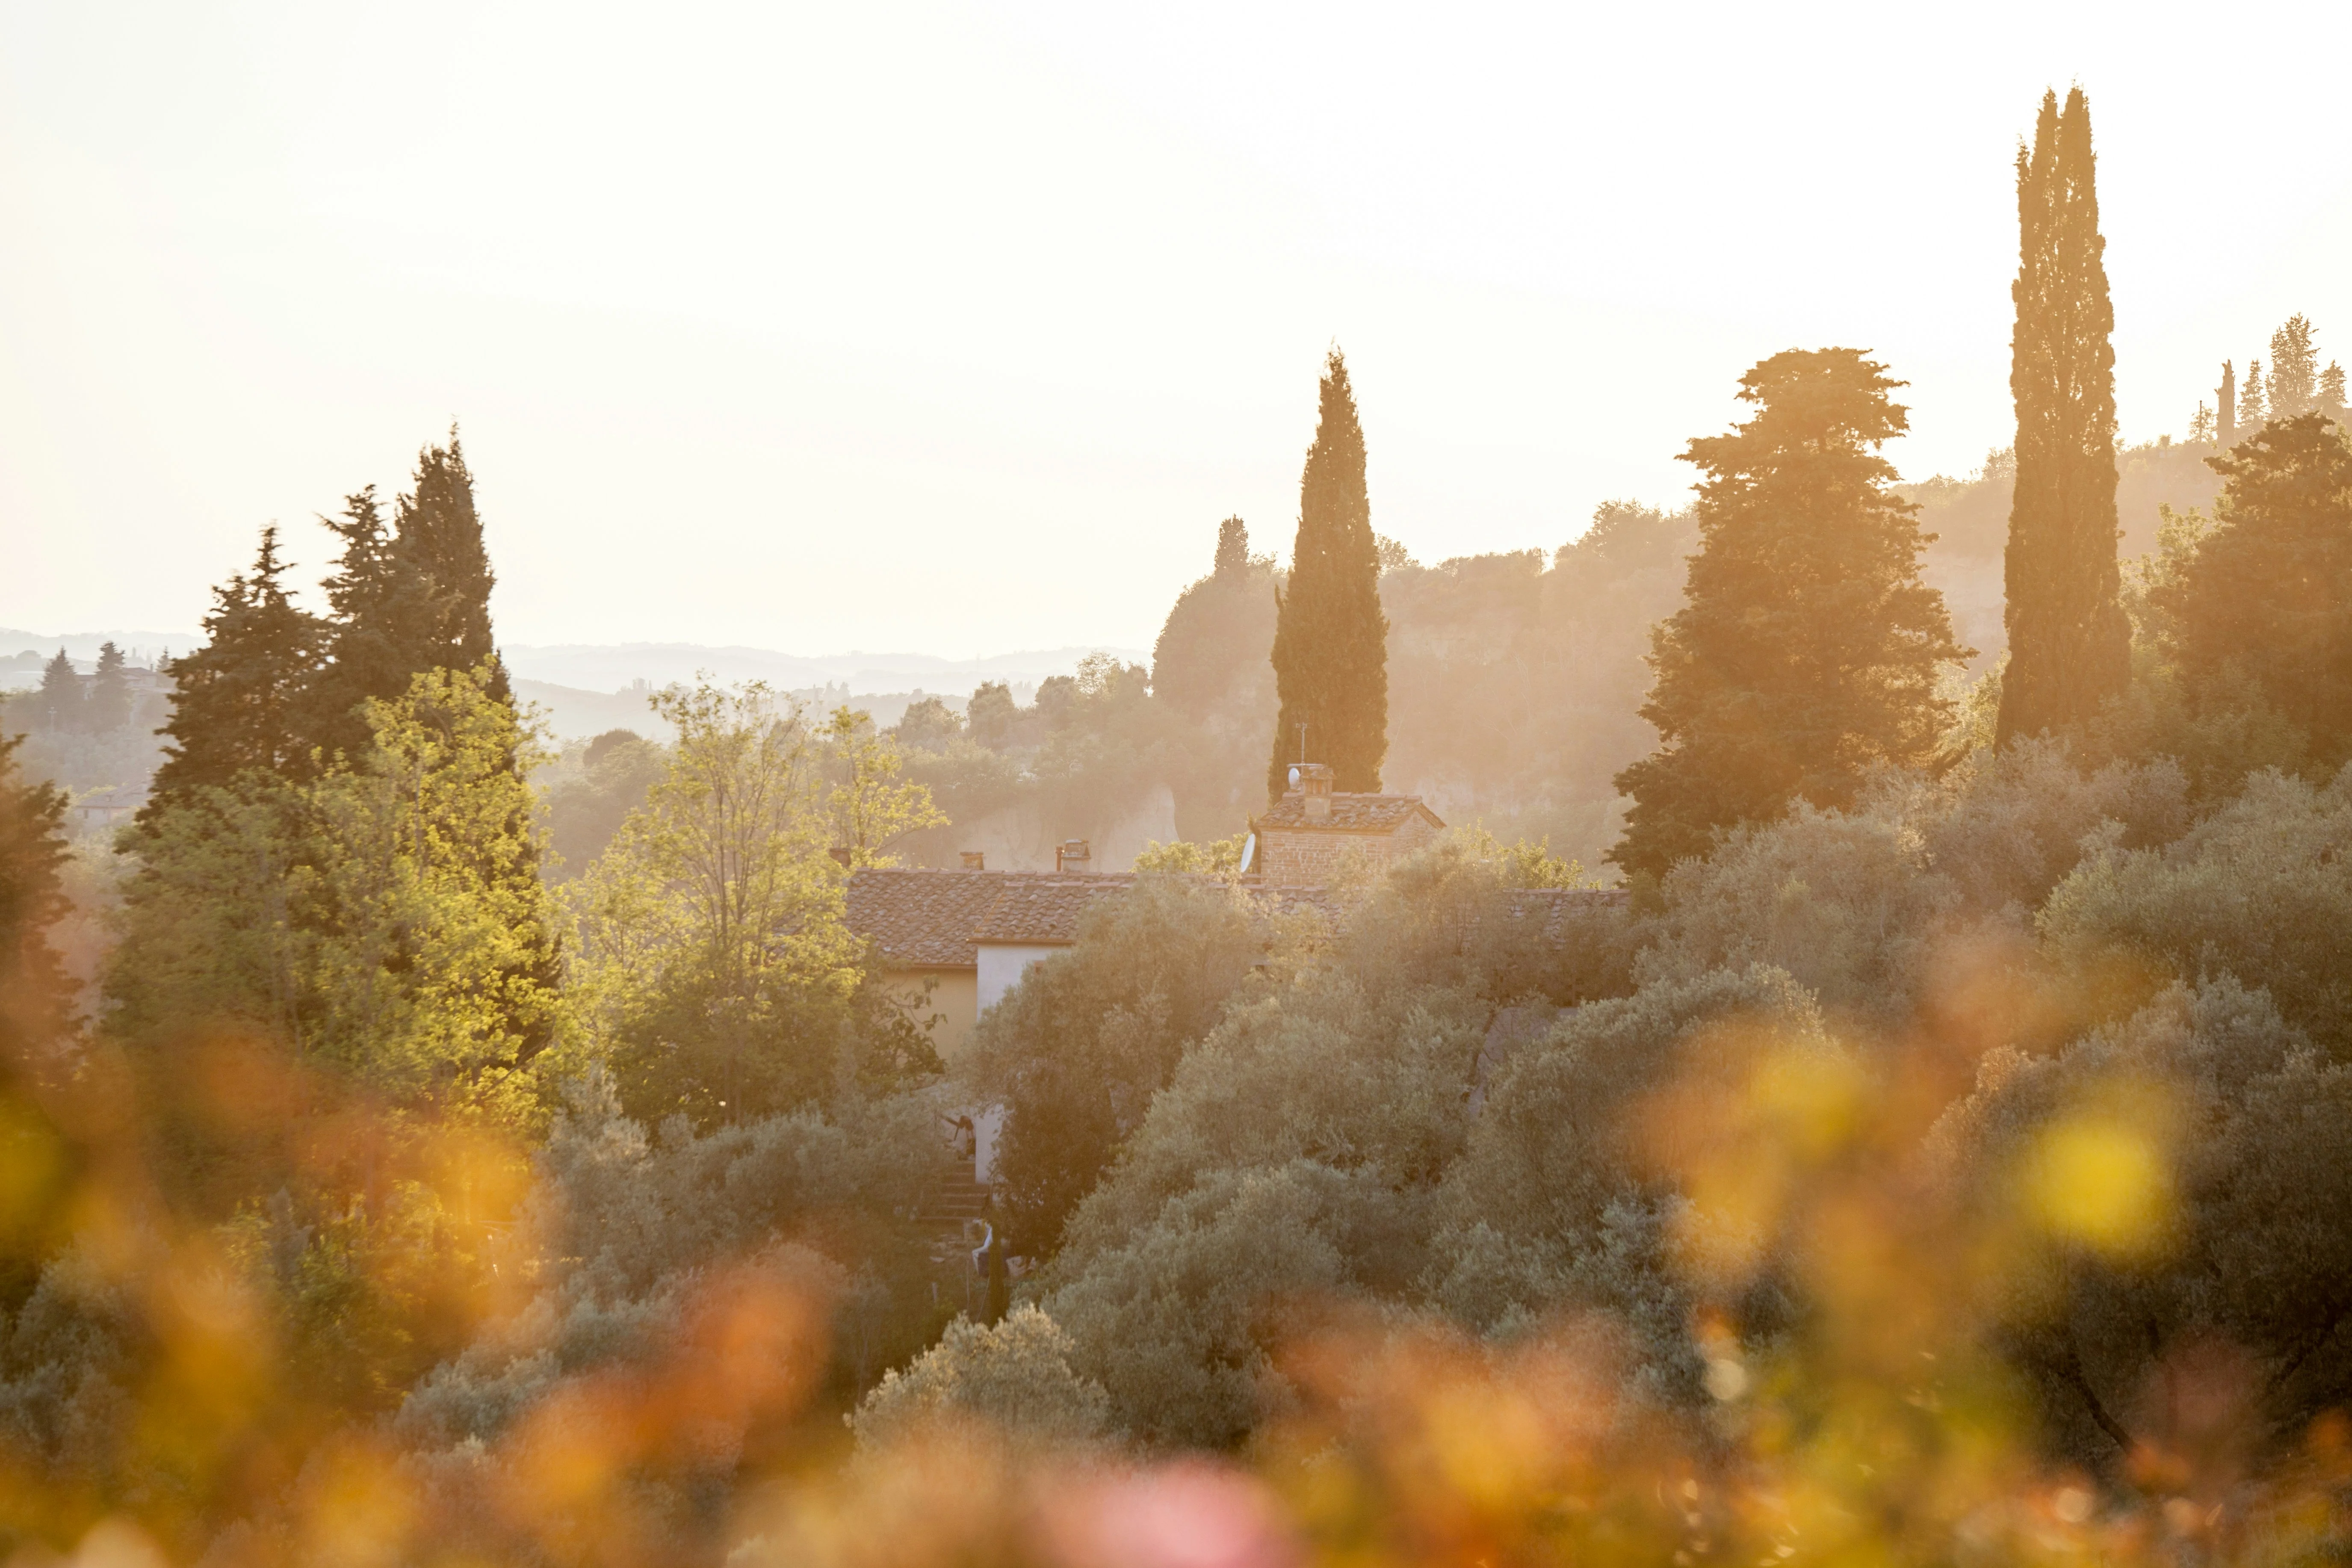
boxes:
[960,850,986,871]
[1296,762,1335,822]
[1056,839,1093,874]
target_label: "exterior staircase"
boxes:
[921,1172,993,1231]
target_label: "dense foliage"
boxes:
[1611,349,1967,877]
[13,85,2352,1568]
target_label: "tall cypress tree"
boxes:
[1267,348,1388,800]
[1610,349,1968,878]
[2218,360,2239,447]
[1997,87,2132,745]
[145,526,324,815]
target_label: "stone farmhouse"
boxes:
[847,761,1447,1065]
[1245,762,1445,884]
[845,771,1623,1216]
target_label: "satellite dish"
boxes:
[1287,765,1301,788]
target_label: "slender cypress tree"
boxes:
[1610,349,1968,878]
[1267,348,1388,800]
[145,527,325,815]
[2218,361,2238,447]
[1997,86,2132,745]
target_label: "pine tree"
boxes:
[307,485,429,763]
[0,732,74,1077]
[31,652,80,735]
[1609,349,1968,878]
[394,434,508,703]
[2189,401,2216,443]
[2270,316,2319,419]
[146,526,325,815]
[307,437,511,762]
[1997,86,2133,745]
[1213,515,1249,578]
[2243,358,2268,428]
[2319,361,2347,422]
[2157,413,2352,768]
[86,641,131,733]
[2218,360,2238,447]
[1267,348,1388,799]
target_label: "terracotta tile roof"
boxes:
[1256,793,1447,832]
[846,868,1344,968]
[968,874,1136,945]
[844,869,1020,967]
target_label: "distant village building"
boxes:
[1247,763,1445,884]
[844,776,1460,1187]
[72,786,148,830]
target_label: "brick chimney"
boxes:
[960,850,986,870]
[1296,762,1335,822]
[1055,839,1093,873]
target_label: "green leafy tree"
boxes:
[2321,360,2348,421]
[1998,87,2132,745]
[1610,349,1967,878]
[1267,348,1388,799]
[961,877,1273,1258]
[145,527,324,815]
[115,664,564,1131]
[2151,413,2352,772]
[566,684,942,1125]
[966,681,1018,748]
[544,729,666,879]
[301,664,567,1126]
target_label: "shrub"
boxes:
[2042,766,2352,1054]
[848,1305,1111,1452]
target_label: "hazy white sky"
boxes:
[6,1,2349,656]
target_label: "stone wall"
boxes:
[1258,813,1439,886]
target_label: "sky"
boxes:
[5,1,2350,659]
